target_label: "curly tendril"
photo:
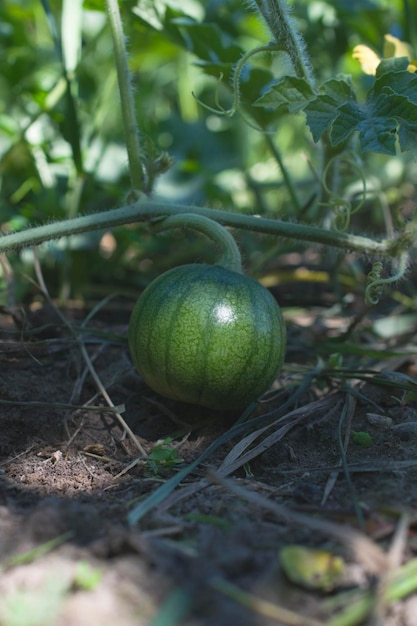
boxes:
[192,44,280,123]
[322,156,367,232]
[365,262,384,305]
[365,254,409,305]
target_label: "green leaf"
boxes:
[372,66,417,107]
[304,76,357,142]
[132,4,243,75]
[305,58,417,155]
[172,18,242,65]
[304,95,343,142]
[375,56,411,76]
[321,76,356,101]
[330,101,364,145]
[253,76,315,115]
[358,115,398,154]
[362,86,417,154]
[376,90,416,119]
[329,98,399,154]
[132,0,169,31]
[361,60,417,154]
[82,0,104,11]
[399,122,417,158]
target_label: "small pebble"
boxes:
[366,413,393,428]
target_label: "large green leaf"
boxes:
[253,76,315,115]
[304,76,356,142]
[132,2,242,77]
[329,101,364,146]
[304,57,417,156]
[358,115,398,154]
[399,121,417,155]
[371,58,417,107]
[171,17,242,65]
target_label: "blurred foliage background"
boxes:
[0,0,416,306]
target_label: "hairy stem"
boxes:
[252,0,314,86]
[154,214,243,273]
[0,199,409,258]
[105,0,145,193]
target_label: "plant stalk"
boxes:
[153,214,243,273]
[252,0,314,87]
[0,199,408,258]
[105,0,145,193]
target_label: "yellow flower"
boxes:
[353,34,417,75]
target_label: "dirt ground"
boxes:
[1,289,417,626]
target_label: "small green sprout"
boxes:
[352,431,373,448]
[74,561,102,591]
[147,438,184,475]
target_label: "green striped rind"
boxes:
[128,264,286,410]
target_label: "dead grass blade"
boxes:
[209,577,324,626]
[321,394,356,506]
[368,513,410,625]
[266,458,417,475]
[324,554,417,626]
[208,471,387,575]
[0,532,73,573]
[32,250,147,456]
[0,398,124,414]
[127,364,324,525]
[148,586,192,626]
[218,397,336,477]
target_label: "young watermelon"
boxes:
[128,264,286,410]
